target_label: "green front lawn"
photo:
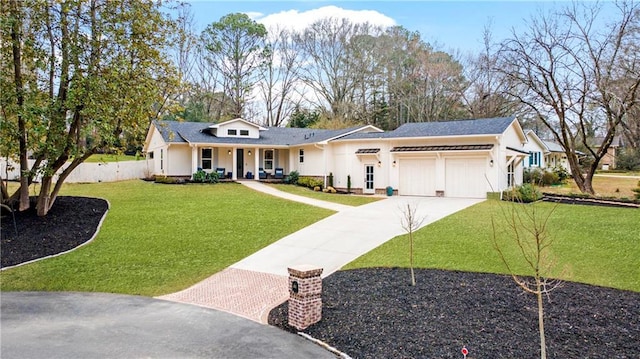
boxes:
[268,183,382,206]
[345,200,640,292]
[0,181,333,296]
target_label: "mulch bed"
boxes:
[269,268,640,359]
[1,196,108,268]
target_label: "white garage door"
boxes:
[399,158,436,196]
[445,158,487,198]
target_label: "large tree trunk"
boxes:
[9,0,30,211]
[36,176,53,217]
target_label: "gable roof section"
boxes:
[209,118,267,131]
[151,120,375,146]
[525,130,549,151]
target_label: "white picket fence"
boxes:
[0,158,152,183]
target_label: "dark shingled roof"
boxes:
[355,148,381,154]
[153,121,365,146]
[340,117,516,140]
[153,117,517,146]
[391,144,494,152]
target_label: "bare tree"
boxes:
[492,199,563,359]
[400,203,426,286]
[258,26,302,127]
[462,25,522,119]
[495,2,640,194]
[295,18,378,121]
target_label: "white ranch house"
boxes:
[143,116,529,198]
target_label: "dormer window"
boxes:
[228,129,237,136]
[240,130,249,136]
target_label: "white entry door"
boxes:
[364,164,375,194]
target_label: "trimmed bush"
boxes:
[285,170,300,185]
[502,183,542,203]
[541,171,559,186]
[297,177,323,189]
[328,172,334,187]
[191,169,219,183]
[633,181,640,200]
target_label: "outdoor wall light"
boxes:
[377,161,382,167]
[490,159,494,167]
[392,160,397,167]
[248,150,252,156]
[228,150,232,155]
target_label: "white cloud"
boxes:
[254,5,396,33]
[244,11,263,20]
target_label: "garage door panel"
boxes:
[399,159,436,196]
[445,158,486,198]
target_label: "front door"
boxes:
[237,149,244,178]
[364,164,375,194]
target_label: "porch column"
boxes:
[254,147,260,181]
[191,145,198,176]
[232,147,238,180]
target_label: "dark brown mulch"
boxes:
[1,197,108,268]
[269,268,640,359]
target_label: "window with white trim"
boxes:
[227,129,237,136]
[160,149,164,171]
[201,148,212,170]
[299,149,304,163]
[264,149,274,170]
[240,129,249,136]
[529,151,541,166]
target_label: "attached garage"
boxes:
[445,157,487,198]
[398,158,436,196]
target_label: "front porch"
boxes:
[190,146,291,181]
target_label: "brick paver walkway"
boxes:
[157,268,289,323]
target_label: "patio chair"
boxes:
[259,167,267,179]
[274,168,284,180]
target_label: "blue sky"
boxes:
[185,1,618,54]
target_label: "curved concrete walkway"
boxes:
[1,292,334,359]
[159,182,483,323]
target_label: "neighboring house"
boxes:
[591,136,622,170]
[542,139,571,174]
[523,130,547,169]
[143,116,528,198]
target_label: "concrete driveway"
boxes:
[1,292,335,359]
[231,193,484,277]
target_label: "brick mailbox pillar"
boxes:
[287,265,323,330]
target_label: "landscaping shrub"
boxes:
[328,172,334,187]
[502,183,542,203]
[524,168,544,185]
[541,170,559,186]
[633,181,640,200]
[285,170,300,185]
[552,165,570,183]
[524,167,567,186]
[155,176,185,184]
[347,175,352,193]
[297,177,323,189]
[191,169,219,183]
